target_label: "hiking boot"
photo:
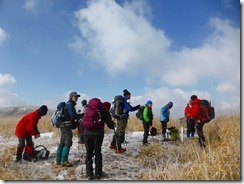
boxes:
[95,172,108,179]
[15,158,21,163]
[115,148,126,153]
[88,175,94,180]
[56,162,61,165]
[62,161,73,167]
[109,144,116,150]
[200,141,206,148]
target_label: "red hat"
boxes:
[103,102,111,110]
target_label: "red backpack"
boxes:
[82,98,104,130]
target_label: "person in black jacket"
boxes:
[56,92,82,167]
[83,101,115,180]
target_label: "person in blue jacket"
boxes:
[160,102,173,140]
[109,89,140,153]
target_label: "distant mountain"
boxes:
[0,106,48,116]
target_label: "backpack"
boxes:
[23,145,49,161]
[50,102,66,128]
[150,127,157,136]
[136,105,145,120]
[110,95,124,119]
[199,99,215,123]
[82,98,104,130]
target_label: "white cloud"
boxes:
[73,0,171,75]
[72,0,240,116]
[23,0,53,14]
[131,86,238,118]
[0,74,16,86]
[73,1,239,86]
[0,27,8,45]
[0,89,25,108]
[23,0,39,11]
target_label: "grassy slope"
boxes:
[0,113,240,180]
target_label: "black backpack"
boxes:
[23,145,50,161]
[110,95,124,119]
[136,105,145,120]
[199,99,215,123]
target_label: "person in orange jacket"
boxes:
[15,105,48,162]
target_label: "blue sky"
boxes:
[0,0,241,117]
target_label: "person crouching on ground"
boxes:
[83,101,115,180]
[160,102,173,140]
[142,100,154,145]
[56,92,82,167]
[15,105,48,162]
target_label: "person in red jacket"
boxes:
[184,100,195,137]
[15,105,48,162]
[187,95,206,148]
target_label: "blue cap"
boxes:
[146,100,153,105]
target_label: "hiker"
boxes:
[56,92,82,167]
[142,100,154,145]
[184,100,195,137]
[160,102,173,140]
[78,99,88,144]
[187,95,206,148]
[109,89,140,153]
[15,105,48,162]
[83,100,115,180]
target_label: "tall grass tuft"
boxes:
[136,113,240,180]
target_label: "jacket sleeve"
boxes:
[66,102,81,121]
[143,107,150,123]
[102,108,115,129]
[124,101,140,112]
[185,105,191,118]
[26,111,39,136]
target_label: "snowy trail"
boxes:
[4,131,167,180]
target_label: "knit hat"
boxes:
[81,99,87,106]
[167,102,173,108]
[103,102,111,110]
[123,89,131,96]
[191,95,197,101]
[38,105,48,116]
[146,100,153,105]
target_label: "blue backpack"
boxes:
[50,102,66,128]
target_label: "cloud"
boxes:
[73,0,171,76]
[23,0,53,14]
[0,89,25,108]
[0,27,8,45]
[73,1,239,84]
[23,0,39,11]
[0,74,16,86]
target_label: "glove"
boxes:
[136,105,141,109]
[34,134,40,139]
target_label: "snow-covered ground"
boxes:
[1,129,181,181]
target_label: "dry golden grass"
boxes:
[0,113,240,180]
[135,113,240,180]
